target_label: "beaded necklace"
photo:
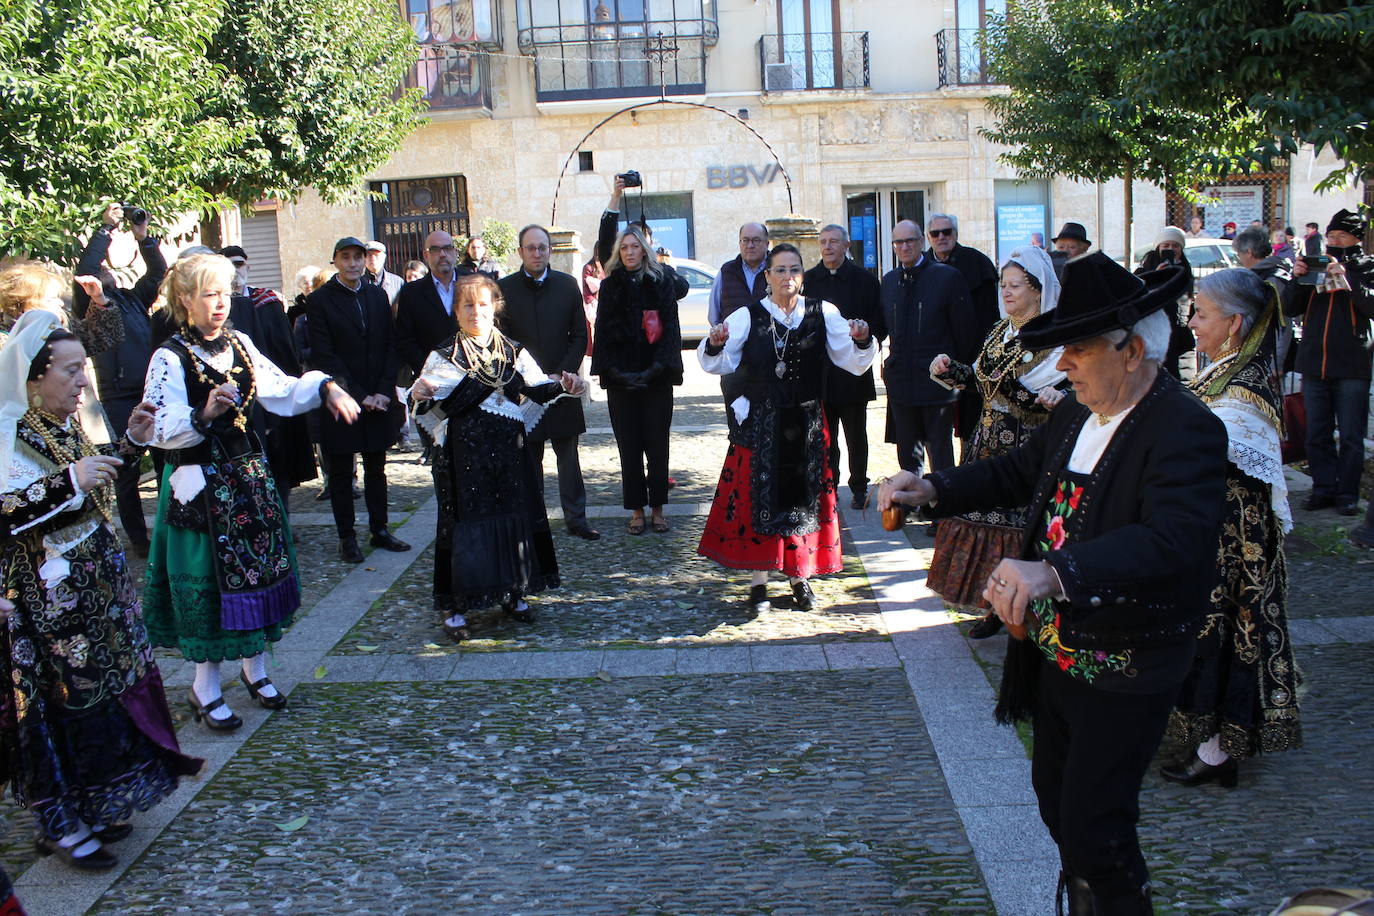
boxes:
[183,332,256,432]
[20,408,113,522]
[454,330,517,391]
[974,318,1039,405]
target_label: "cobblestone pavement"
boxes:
[9,362,1374,915]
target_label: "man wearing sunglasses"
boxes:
[926,214,1000,447]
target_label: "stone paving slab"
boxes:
[89,673,995,915]
[334,519,885,655]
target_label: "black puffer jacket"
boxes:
[1283,246,1374,380]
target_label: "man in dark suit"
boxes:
[880,255,1226,916]
[306,237,411,562]
[872,219,979,477]
[394,229,461,377]
[804,223,881,509]
[498,225,599,541]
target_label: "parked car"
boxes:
[663,257,717,345]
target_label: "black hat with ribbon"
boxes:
[1016,251,1190,351]
[1051,222,1092,245]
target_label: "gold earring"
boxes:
[29,393,41,409]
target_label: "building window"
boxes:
[369,176,471,268]
[937,0,1004,87]
[578,151,595,172]
[759,0,868,94]
[403,0,501,46]
[517,0,717,102]
[618,192,695,260]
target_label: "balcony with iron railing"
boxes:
[403,45,493,112]
[936,28,1000,88]
[517,18,717,102]
[758,32,869,93]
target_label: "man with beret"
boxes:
[307,237,411,562]
[1287,208,1374,517]
[881,253,1229,915]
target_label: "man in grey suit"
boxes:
[497,225,600,540]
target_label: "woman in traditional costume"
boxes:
[141,255,360,731]
[926,246,1069,639]
[411,274,586,642]
[1163,267,1302,786]
[0,311,200,871]
[696,243,875,613]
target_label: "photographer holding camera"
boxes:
[1286,209,1374,517]
[1134,225,1196,379]
[72,202,166,555]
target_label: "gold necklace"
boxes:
[456,330,516,390]
[21,409,113,522]
[184,333,257,432]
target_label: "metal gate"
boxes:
[369,176,471,268]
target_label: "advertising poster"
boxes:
[996,204,1046,262]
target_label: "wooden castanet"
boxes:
[881,506,904,531]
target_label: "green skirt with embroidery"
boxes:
[142,466,298,662]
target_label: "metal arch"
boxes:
[549,98,794,227]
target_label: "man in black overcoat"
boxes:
[926,213,1001,441]
[881,253,1229,915]
[804,223,881,509]
[306,237,411,562]
[498,225,599,540]
[872,219,980,477]
[394,229,461,378]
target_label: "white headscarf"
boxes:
[0,309,66,483]
[999,246,1066,392]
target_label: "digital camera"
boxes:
[617,170,642,189]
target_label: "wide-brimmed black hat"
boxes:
[1017,251,1190,350]
[1051,222,1091,245]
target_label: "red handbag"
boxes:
[1281,387,1306,463]
[641,309,662,344]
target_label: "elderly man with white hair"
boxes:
[880,251,1229,916]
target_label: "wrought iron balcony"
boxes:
[936,28,1000,88]
[403,45,492,111]
[758,32,868,93]
[517,20,717,102]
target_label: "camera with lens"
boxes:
[121,203,148,225]
[1297,254,1330,286]
[617,170,642,189]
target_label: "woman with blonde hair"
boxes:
[140,254,361,731]
[591,177,688,534]
[0,260,121,356]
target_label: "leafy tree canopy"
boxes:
[0,0,237,259]
[1121,0,1374,190]
[199,0,426,206]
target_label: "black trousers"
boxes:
[326,450,388,539]
[888,402,955,475]
[526,432,588,528]
[1032,660,1178,906]
[104,395,148,545]
[606,382,673,510]
[824,400,869,496]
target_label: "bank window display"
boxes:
[618,192,695,260]
[994,179,1049,262]
[517,0,717,101]
[369,176,472,268]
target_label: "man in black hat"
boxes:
[879,252,1229,915]
[1287,208,1374,516]
[1052,222,1093,259]
[872,219,979,481]
[306,237,411,562]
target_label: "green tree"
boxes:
[198,0,427,236]
[0,0,237,259]
[1123,0,1374,191]
[980,0,1261,261]
[459,218,518,272]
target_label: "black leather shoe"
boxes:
[791,579,817,611]
[968,613,1004,640]
[1160,754,1238,788]
[339,536,364,563]
[1303,493,1335,511]
[747,584,771,613]
[92,823,133,844]
[240,671,288,710]
[502,594,535,623]
[851,490,868,510]
[568,524,601,541]
[370,531,411,552]
[187,690,242,732]
[35,834,117,871]
[1337,500,1361,516]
